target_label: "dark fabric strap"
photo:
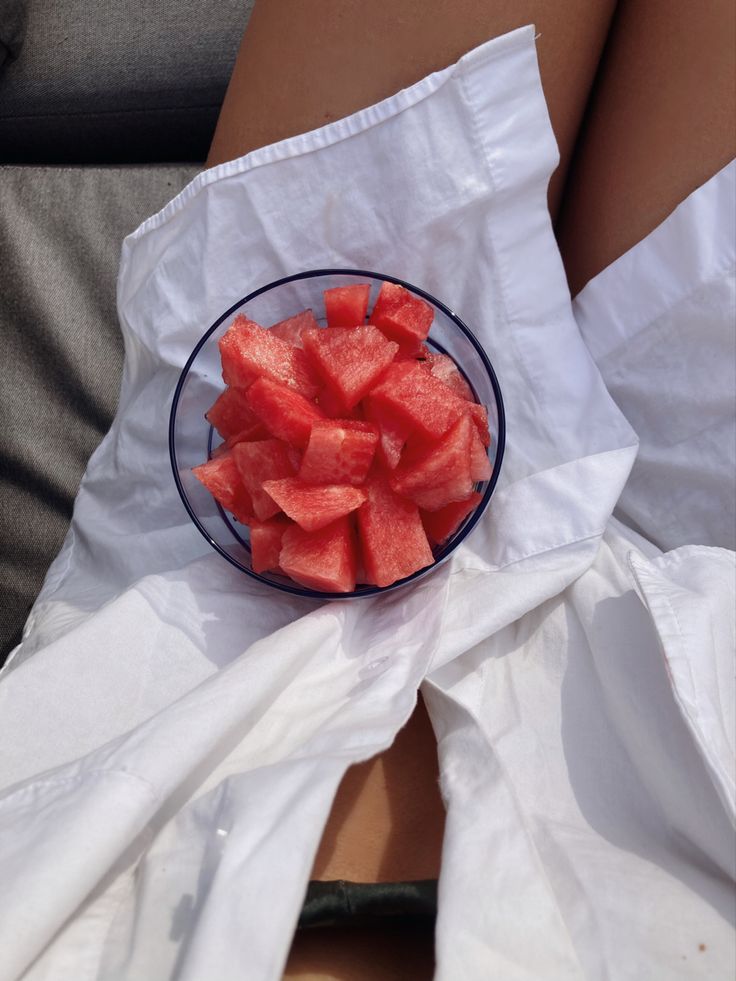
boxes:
[298,880,438,930]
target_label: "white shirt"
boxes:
[0,25,733,981]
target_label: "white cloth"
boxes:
[1,25,734,981]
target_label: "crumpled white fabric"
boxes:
[0,25,734,981]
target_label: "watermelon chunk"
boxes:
[468,403,490,446]
[232,439,297,521]
[317,385,350,419]
[303,325,398,409]
[250,516,291,573]
[396,341,431,362]
[357,473,433,587]
[261,477,366,532]
[279,517,357,593]
[219,314,320,398]
[205,386,263,440]
[369,362,467,440]
[421,492,483,546]
[299,419,379,486]
[211,423,270,457]
[422,353,474,402]
[390,414,474,511]
[369,282,433,352]
[245,377,325,448]
[269,309,320,347]
[469,424,492,482]
[192,452,254,525]
[324,284,370,328]
[363,396,410,469]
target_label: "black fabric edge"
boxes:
[298,880,438,931]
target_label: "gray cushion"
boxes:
[0,0,253,163]
[0,0,27,69]
[0,163,198,661]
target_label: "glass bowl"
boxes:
[169,269,505,599]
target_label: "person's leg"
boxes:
[207,0,617,215]
[206,0,617,889]
[207,0,616,891]
[205,6,618,976]
[556,0,736,295]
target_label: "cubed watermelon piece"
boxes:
[390,414,474,511]
[369,361,467,441]
[356,473,434,587]
[245,377,325,448]
[422,353,474,401]
[232,439,298,521]
[469,424,492,482]
[279,516,358,593]
[303,325,398,409]
[369,282,433,351]
[250,515,292,573]
[212,422,270,457]
[205,386,263,440]
[192,452,254,525]
[269,309,320,347]
[316,385,350,419]
[395,341,431,361]
[299,420,379,485]
[324,284,370,328]
[261,477,366,532]
[219,314,320,398]
[363,396,411,469]
[468,402,490,446]
[421,492,483,546]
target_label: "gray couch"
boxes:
[0,1,254,660]
[0,0,253,163]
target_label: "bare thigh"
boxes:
[205,2,616,977]
[556,0,736,295]
[199,1,736,976]
[207,0,617,214]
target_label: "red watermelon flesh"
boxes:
[262,477,366,532]
[363,396,410,469]
[206,386,262,440]
[269,309,320,347]
[316,383,368,419]
[423,353,474,401]
[357,473,434,587]
[279,516,357,593]
[469,403,490,447]
[390,414,474,511]
[369,361,467,441]
[324,284,370,328]
[232,439,297,520]
[212,423,269,456]
[303,325,398,409]
[219,314,320,398]
[469,425,492,482]
[395,342,430,362]
[317,385,350,419]
[369,281,433,349]
[421,492,483,546]
[245,377,325,448]
[250,516,292,573]
[299,420,379,486]
[192,452,254,525]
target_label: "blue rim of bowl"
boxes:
[169,268,506,599]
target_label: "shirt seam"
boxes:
[0,766,162,808]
